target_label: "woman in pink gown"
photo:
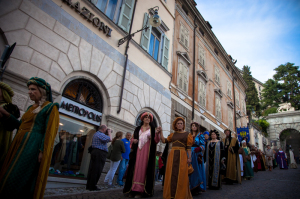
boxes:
[123,112,161,198]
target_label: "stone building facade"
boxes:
[170,0,248,137]
[0,0,174,187]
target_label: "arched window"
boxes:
[63,79,103,112]
[135,111,158,128]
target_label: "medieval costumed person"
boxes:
[276,148,288,169]
[0,77,59,199]
[0,82,20,170]
[265,145,273,171]
[189,122,206,195]
[289,147,297,169]
[222,129,241,184]
[204,130,225,190]
[238,145,246,178]
[123,112,160,198]
[160,117,193,199]
[273,149,278,169]
[242,140,254,180]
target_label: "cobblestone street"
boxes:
[44,166,300,199]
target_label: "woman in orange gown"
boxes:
[160,117,193,199]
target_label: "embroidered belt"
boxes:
[172,146,186,150]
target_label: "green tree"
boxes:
[262,62,300,110]
[242,65,261,116]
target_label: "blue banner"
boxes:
[237,127,250,143]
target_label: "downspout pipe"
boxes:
[117,0,138,113]
[232,71,237,132]
[192,17,197,120]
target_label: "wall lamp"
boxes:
[118,6,161,47]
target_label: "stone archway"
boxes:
[278,129,300,156]
[266,110,300,147]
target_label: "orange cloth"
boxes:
[163,132,193,199]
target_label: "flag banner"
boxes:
[237,127,250,143]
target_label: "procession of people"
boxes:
[0,79,298,199]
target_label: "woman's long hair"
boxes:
[112,131,123,145]
[32,87,47,114]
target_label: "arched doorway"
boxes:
[50,79,104,178]
[279,129,300,159]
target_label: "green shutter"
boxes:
[162,35,170,69]
[118,0,135,32]
[140,13,151,51]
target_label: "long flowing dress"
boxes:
[0,101,13,169]
[123,125,160,196]
[243,146,254,178]
[189,133,206,193]
[276,151,288,169]
[205,141,225,189]
[0,102,59,199]
[289,150,298,169]
[163,132,193,199]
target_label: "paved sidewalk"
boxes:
[44,166,300,199]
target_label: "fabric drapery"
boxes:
[163,132,193,199]
[0,102,59,199]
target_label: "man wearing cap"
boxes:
[222,129,241,184]
[0,82,19,170]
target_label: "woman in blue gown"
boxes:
[189,122,206,195]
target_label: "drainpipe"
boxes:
[232,71,237,133]
[192,17,197,120]
[117,0,138,113]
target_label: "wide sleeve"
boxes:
[154,130,160,144]
[220,141,225,160]
[186,133,193,151]
[233,139,239,153]
[34,104,60,199]
[166,133,174,143]
[3,114,21,131]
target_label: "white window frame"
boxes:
[215,65,220,85]
[215,95,222,121]
[179,22,189,50]
[178,61,189,93]
[198,44,205,67]
[227,80,232,99]
[235,89,240,107]
[198,77,206,108]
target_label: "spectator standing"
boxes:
[105,131,125,187]
[86,125,111,191]
[117,132,131,186]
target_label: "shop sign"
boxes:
[62,0,112,37]
[59,97,102,125]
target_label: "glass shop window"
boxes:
[49,115,95,178]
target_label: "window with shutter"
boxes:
[179,23,189,49]
[118,0,135,32]
[162,36,170,69]
[198,45,205,67]
[198,79,206,107]
[215,66,220,84]
[227,80,232,98]
[93,0,128,24]
[178,62,188,93]
[183,65,188,92]
[216,96,222,120]
[140,13,151,51]
[235,89,240,107]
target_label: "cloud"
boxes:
[195,0,300,83]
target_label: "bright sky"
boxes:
[196,0,300,83]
